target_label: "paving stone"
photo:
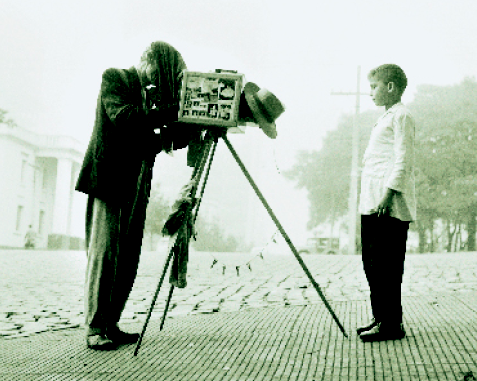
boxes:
[19,322,50,333]
[0,322,21,331]
[1,250,477,380]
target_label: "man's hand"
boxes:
[375,188,399,217]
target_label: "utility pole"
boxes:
[331,66,368,255]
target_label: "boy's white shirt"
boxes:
[359,102,417,221]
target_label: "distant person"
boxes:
[24,225,35,249]
[75,41,191,350]
[357,64,416,342]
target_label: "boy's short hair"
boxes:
[368,64,408,94]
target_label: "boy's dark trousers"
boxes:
[361,213,410,327]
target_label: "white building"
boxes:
[0,123,86,249]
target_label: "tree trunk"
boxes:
[429,221,435,252]
[446,220,451,253]
[467,207,476,252]
[417,221,426,253]
[457,225,463,251]
[452,224,460,252]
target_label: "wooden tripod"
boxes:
[134,128,348,356]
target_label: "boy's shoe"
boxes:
[86,334,116,351]
[359,322,406,342]
[106,325,140,345]
[356,318,377,335]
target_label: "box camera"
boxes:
[178,70,247,132]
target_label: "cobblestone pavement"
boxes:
[1,296,476,380]
[1,250,477,380]
[0,249,476,338]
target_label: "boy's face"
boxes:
[369,77,390,107]
[369,75,403,110]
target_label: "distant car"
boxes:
[297,237,339,255]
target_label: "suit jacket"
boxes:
[75,67,190,205]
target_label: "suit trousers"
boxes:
[361,214,409,325]
[84,162,152,333]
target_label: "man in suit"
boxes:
[76,41,190,350]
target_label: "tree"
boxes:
[410,78,477,251]
[144,182,239,252]
[284,110,380,229]
[286,77,477,253]
[191,216,239,252]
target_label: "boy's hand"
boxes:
[376,188,398,217]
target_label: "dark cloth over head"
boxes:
[137,41,194,154]
[136,41,186,121]
[75,41,190,205]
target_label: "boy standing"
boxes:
[357,64,416,342]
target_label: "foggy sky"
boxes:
[2,0,477,245]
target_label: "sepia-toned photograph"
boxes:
[1,1,476,380]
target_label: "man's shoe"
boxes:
[86,334,117,351]
[356,318,377,335]
[107,326,140,345]
[360,323,406,342]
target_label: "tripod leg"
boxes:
[222,135,348,338]
[193,140,218,225]
[134,243,175,356]
[135,133,217,356]
[160,285,175,330]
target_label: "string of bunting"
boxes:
[208,230,280,276]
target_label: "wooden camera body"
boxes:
[178,70,245,128]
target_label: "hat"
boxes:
[242,82,285,139]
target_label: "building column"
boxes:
[51,158,72,248]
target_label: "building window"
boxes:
[16,206,24,231]
[21,160,27,184]
[39,210,45,235]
